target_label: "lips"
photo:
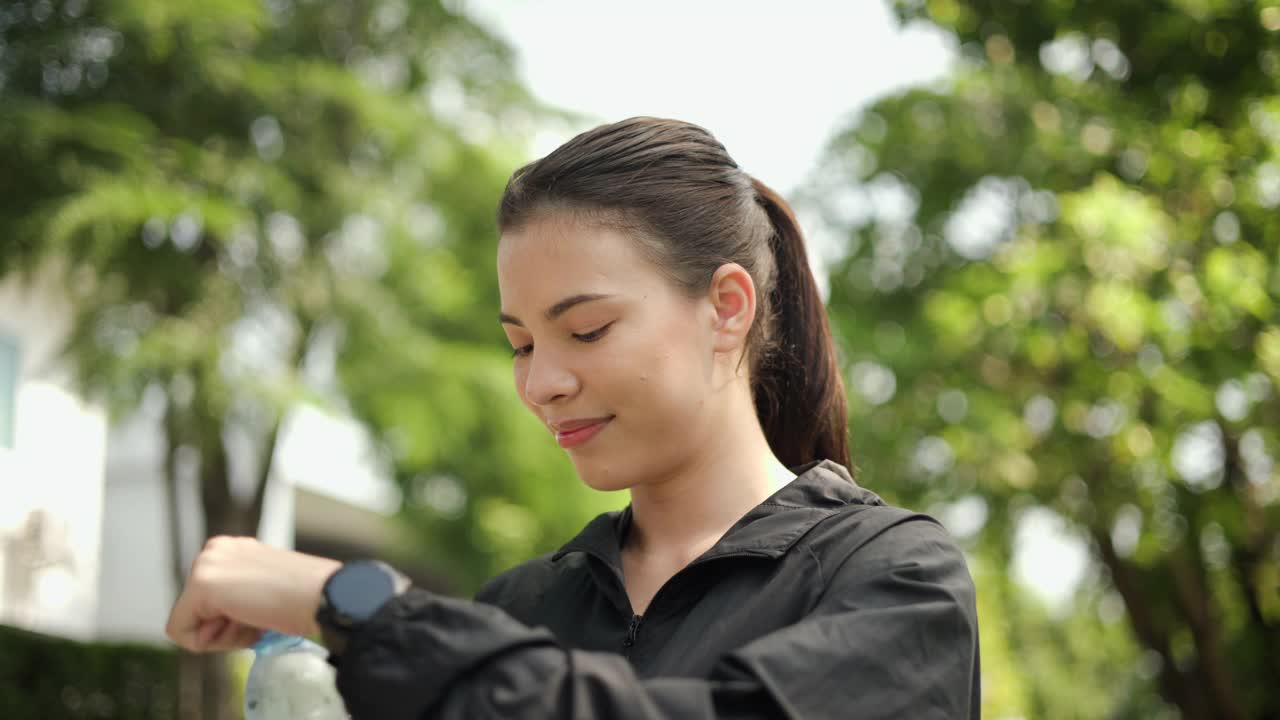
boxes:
[550,417,612,433]
[552,416,613,449]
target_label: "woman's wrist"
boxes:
[299,554,345,638]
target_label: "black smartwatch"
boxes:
[315,559,411,659]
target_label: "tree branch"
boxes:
[163,398,188,590]
[1091,527,1209,719]
[1221,431,1280,695]
[246,312,320,537]
[246,418,280,536]
[1167,547,1247,720]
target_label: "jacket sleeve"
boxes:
[330,517,980,720]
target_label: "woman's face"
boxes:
[497,214,725,492]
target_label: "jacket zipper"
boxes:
[630,550,770,626]
[622,614,643,654]
[579,548,769,655]
[583,548,771,617]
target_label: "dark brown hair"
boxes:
[496,117,850,470]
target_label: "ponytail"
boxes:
[750,178,851,471]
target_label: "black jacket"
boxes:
[331,460,981,719]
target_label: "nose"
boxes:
[522,345,580,407]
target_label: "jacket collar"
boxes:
[552,460,884,568]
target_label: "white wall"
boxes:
[95,394,298,644]
[0,272,107,642]
[94,396,187,643]
[0,269,399,645]
[93,394,400,644]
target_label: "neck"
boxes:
[625,386,795,562]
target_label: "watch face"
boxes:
[329,561,396,622]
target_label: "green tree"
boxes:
[0,0,607,717]
[805,1,1280,717]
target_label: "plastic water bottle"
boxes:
[244,631,350,720]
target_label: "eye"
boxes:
[510,322,613,359]
[573,322,614,343]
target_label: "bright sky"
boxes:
[465,0,956,194]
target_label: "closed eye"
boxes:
[510,322,614,359]
[574,322,614,343]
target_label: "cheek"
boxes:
[512,364,532,407]
[653,313,708,373]
[626,317,708,405]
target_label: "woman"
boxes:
[167,117,981,719]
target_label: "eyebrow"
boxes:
[499,293,616,327]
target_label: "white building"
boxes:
[0,269,403,644]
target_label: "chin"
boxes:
[571,458,637,493]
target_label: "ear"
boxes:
[707,263,756,355]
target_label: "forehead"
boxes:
[497,214,657,303]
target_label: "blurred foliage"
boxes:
[802,1,1280,718]
[0,0,609,716]
[0,0,613,593]
[0,624,177,719]
[968,556,1168,719]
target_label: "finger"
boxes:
[228,623,265,651]
[208,621,263,653]
[166,587,205,651]
[198,617,228,649]
[210,619,241,650]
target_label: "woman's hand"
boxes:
[165,535,342,653]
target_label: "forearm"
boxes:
[332,589,782,720]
